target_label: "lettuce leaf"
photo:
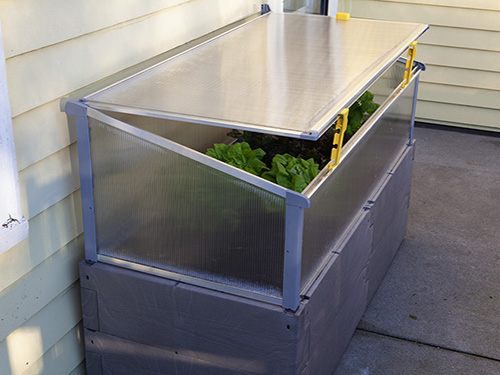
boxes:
[206,142,269,176]
[261,154,319,193]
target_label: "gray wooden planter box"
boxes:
[65,11,427,375]
[79,144,414,375]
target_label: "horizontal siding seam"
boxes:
[367,0,500,12]
[68,360,86,375]
[423,24,500,33]
[17,140,77,174]
[0,282,82,374]
[24,187,82,223]
[23,322,84,375]
[0,195,83,292]
[5,6,183,60]
[422,24,500,33]
[418,81,500,93]
[419,42,500,54]
[417,98,500,111]
[415,118,500,133]
[7,2,260,118]
[354,20,500,34]
[0,235,84,342]
[422,63,500,74]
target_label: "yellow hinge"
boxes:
[402,41,418,88]
[336,12,351,20]
[329,108,349,171]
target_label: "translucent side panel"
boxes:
[369,60,407,101]
[301,78,417,290]
[103,112,233,153]
[88,117,286,297]
[284,0,322,14]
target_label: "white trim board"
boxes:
[0,19,28,254]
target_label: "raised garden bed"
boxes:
[65,11,427,375]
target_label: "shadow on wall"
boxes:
[0,124,85,373]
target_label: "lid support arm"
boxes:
[328,108,349,170]
[402,41,418,88]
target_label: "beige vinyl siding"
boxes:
[0,284,82,374]
[0,0,190,58]
[0,236,84,341]
[13,100,75,172]
[0,1,260,373]
[0,192,83,291]
[350,0,500,131]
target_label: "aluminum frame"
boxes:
[66,60,424,312]
[65,12,427,311]
[65,101,98,262]
[409,62,425,144]
[83,12,428,141]
[303,60,425,198]
[69,103,311,310]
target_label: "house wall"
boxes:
[0,1,260,374]
[350,0,500,132]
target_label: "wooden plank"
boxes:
[0,283,82,375]
[84,331,265,375]
[351,1,500,31]
[418,26,500,53]
[0,235,84,342]
[0,191,83,291]
[418,82,500,110]
[80,261,305,374]
[420,65,500,91]
[13,99,76,171]
[0,0,189,58]
[417,44,500,72]
[18,143,80,220]
[416,101,500,130]
[6,0,261,117]
[23,324,84,375]
[369,0,500,12]
[303,209,373,374]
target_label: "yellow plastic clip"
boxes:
[402,41,418,88]
[336,12,351,20]
[329,108,349,170]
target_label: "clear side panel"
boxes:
[88,116,286,297]
[102,112,234,153]
[301,78,417,290]
[284,0,322,14]
[369,60,407,103]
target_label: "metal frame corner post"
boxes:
[282,192,309,311]
[409,61,425,145]
[65,101,98,262]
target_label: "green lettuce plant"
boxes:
[206,142,268,176]
[261,154,319,193]
[227,90,380,169]
[345,91,380,137]
[206,143,319,193]
[207,91,379,192]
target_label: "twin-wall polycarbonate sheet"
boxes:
[85,12,427,139]
[88,115,287,297]
[301,78,417,289]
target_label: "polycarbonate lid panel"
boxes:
[85,12,428,140]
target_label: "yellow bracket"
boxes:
[336,12,351,20]
[329,108,349,170]
[402,41,418,88]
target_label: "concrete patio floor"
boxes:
[333,124,500,374]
